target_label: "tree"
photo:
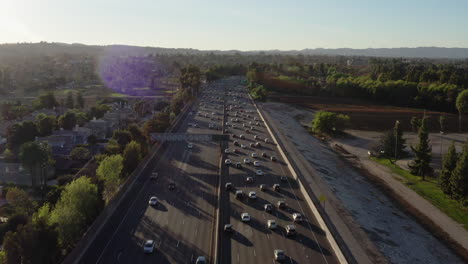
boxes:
[65,91,74,109]
[311,111,350,134]
[19,142,52,187]
[96,155,123,202]
[76,91,85,108]
[5,188,36,215]
[128,124,148,156]
[2,220,60,264]
[439,115,446,133]
[123,141,142,176]
[0,213,28,244]
[143,112,170,137]
[440,141,458,196]
[69,146,91,161]
[6,121,39,153]
[154,100,169,111]
[410,116,420,132]
[450,142,468,204]
[36,92,58,109]
[36,115,56,136]
[179,65,201,95]
[112,130,132,151]
[58,111,77,130]
[409,117,433,180]
[104,139,121,155]
[74,111,89,126]
[456,90,468,132]
[49,177,101,250]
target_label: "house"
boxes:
[84,118,109,139]
[0,162,54,186]
[36,129,88,157]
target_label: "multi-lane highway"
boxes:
[89,77,340,264]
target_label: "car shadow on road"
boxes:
[231,230,254,247]
[154,203,168,212]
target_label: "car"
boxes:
[243,123,247,127]
[209,124,215,129]
[254,117,258,121]
[286,225,296,236]
[224,159,232,165]
[280,176,287,182]
[168,182,176,190]
[211,112,216,115]
[234,148,240,153]
[148,196,158,206]
[246,177,254,183]
[248,191,257,199]
[187,143,193,149]
[293,213,303,222]
[260,184,266,191]
[235,162,242,169]
[234,141,239,146]
[264,138,270,143]
[226,122,230,126]
[261,152,268,157]
[251,152,258,158]
[239,134,245,139]
[241,144,246,149]
[277,200,286,209]
[235,190,243,199]
[254,135,259,140]
[249,121,253,125]
[255,142,261,147]
[193,123,199,128]
[255,170,264,176]
[224,224,233,233]
[224,149,230,154]
[274,249,285,260]
[245,129,250,133]
[253,161,260,167]
[241,213,251,222]
[269,183,278,193]
[143,240,155,253]
[264,204,273,212]
[225,182,233,191]
[270,156,277,161]
[268,219,277,229]
[232,124,236,129]
[243,158,251,164]
[150,172,158,180]
[250,143,255,147]
[196,256,207,264]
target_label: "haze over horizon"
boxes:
[1,0,467,51]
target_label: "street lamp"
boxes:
[394,120,400,162]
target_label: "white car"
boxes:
[148,196,158,206]
[248,191,257,199]
[209,124,214,129]
[253,161,260,167]
[293,213,303,222]
[224,149,230,154]
[143,240,155,253]
[240,144,246,149]
[255,170,264,176]
[239,134,245,139]
[241,213,251,222]
[267,220,277,229]
[264,138,270,143]
[224,159,232,165]
[196,256,207,264]
[251,153,258,158]
[187,143,193,149]
[254,135,259,140]
[243,158,251,164]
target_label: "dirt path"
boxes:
[259,101,464,264]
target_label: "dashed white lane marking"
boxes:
[253,248,256,257]
[237,253,240,263]
[177,240,180,247]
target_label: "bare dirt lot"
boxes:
[271,95,467,133]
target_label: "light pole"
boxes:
[394,120,400,162]
[439,130,444,185]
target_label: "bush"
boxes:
[56,174,74,186]
[311,111,350,135]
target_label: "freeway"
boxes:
[218,77,339,264]
[94,83,225,263]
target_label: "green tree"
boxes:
[410,116,421,132]
[5,187,36,215]
[6,121,39,153]
[58,111,77,130]
[409,117,433,180]
[2,220,60,264]
[36,92,58,109]
[69,146,91,161]
[311,111,350,134]
[76,91,85,108]
[439,115,446,133]
[65,91,74,109]
[104,139,121,155]
[143,111,170,137]
[49,177,101,250]
[123,141,142,176]
[96,155,123,202]
[440,141,458,196]
[74,111,89,127]
[19,142,52,187]
[112,130,132,151]
[450,142,468,204]
[179,65,201,95]
[36,115,56,136]
[456,90,468,132]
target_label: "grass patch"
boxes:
[371,157,468,230]
[110,93,126,98]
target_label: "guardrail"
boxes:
[63,99,194,264]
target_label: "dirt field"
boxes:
[270,95,467,132]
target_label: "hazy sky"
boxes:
[1,0,467,50]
